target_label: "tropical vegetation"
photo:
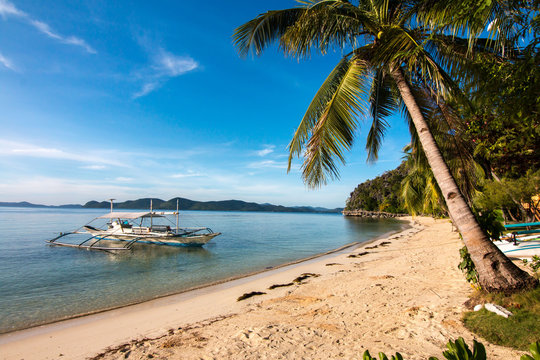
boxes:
[345,163,407,213]
[234,0,538,292]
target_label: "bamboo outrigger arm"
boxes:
[45,232,133,252]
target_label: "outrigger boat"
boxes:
[493,239,540,260]
[46,200,221,251]
[493,221,540,259]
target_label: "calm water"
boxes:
[0,207,407,333]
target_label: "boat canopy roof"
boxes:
[97,211,174,219]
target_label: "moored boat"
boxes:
[493,239,540,260]
[46,199,221,251]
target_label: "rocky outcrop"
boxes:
[342,210,408,218]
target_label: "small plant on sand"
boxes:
[362,339,540,359]
[363,350,404,360]
[363,337,486,359]
[522,256,540,279]
[458,246,480,289]
[521,341,540,360]
[431,338,486,360]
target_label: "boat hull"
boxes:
[84,226,221,247]
[493,240,540,259]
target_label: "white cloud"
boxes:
[171,170,204,179]
[0,51,15,70]
[0,0,95,54]
[247,160,288,169]
[256,145,275,157]
[0,176,144,205]
[0,139,125,166]
[133,82,159,98]
[158,51,198,76]
[81,165,106,170]
[0,0,23,17]
[134,48,198,98]
[30,20,96,54]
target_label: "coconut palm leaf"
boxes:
[366,68,397,162]
[289,54,370,187]
[281,0,376,57]
[233,8,306,57]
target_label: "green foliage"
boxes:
[345,163,407,213]
[362,339,540,359]
[362,350,403,360]
[472,209,505,240]
[474,170,540,222]
[458,246,480,288]
[521,341,540,360]
[400,145,447,217]
[523,256,540,279]
[434,337,486,360]
[232,0,509,189]
[463,287,540,350]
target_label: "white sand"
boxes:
[0,217,524,359]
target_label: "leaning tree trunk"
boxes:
[392,69,537,292]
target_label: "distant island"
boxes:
[0,198,343,214]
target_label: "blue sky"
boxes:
[0,0,411,208]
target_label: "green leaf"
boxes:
[287,53,369,188]
[471,339,486,360]
[363,350,376,360]
[527,341,540,360]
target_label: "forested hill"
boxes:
[83,198,342,213]
[345,164,407,213]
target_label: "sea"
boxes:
[0,207,408,334]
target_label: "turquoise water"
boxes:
[0,207,407,333]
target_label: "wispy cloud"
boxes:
[0,0,23,17]
[133,82,159,99]
[171,170,204,179]
[0,0,96,54]
[0,139,125,166]
[81,165,107,170]
[0,51,15,70]
[255,145,275,157]
[134,48,198,98]
[247,160,288,169]
[158,51,198,76]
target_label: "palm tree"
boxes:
[234,0,537,292]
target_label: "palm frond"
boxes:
[233,8,305,57]
[372,26,462,101]
[366,68,397,162]
[416,0,527,53]
[288,54,370,187]
[280,0,376,58]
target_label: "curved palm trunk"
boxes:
[392,69,537,292]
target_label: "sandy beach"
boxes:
[0,217,524,359]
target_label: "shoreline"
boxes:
[0,219,410,336]
[3,217,520,359]
[0,220,413,358]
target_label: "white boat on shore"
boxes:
[47,200,221,251]
[493,239,540,260]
